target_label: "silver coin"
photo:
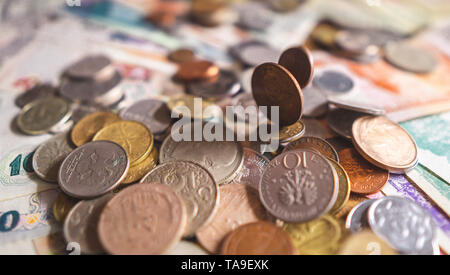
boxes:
[368,196,437,255]
[327,108,367,139]
[302,86,328,117]
[140,161,219,237]
[63,193,114,255]
[58,140,129,199]
[64,55,114,80]
[15,83,58,108]
[187,70,241,100]
[231,41,280,67]
[335,29,380,60]
[313,70,354,95]
[384,42,438,74]
[302,118,327,139]
[328,96,385,115]
[236,2,272,31]
[120,99,171,135]
[49,119,73,134]
[345,199,376,233]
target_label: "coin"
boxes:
[384,42,437,74]
[195,184,267,254]
[335,29,380,62]
[283,136,339,162]
[338,230,397,255]
[259,149,338,223]
[328,159,350,214]
[168,48,195,64]
[326,108,367,139]
[98,183,187,255]
[187,70,241,100]
[160,136,244,185]
[58,140,129,199]
[93,120,154,166]
[175,60,219,82]
[345,199,376,233]
[252,62,303,126]
[71,112,121,147]
[50,119,73,135]
[15,83,58,108]
[352,116,418,173]
[236,2,272,31]
[119,99,171,135]
[313,70,354,96]
[311,24,339,49]
[53,192,79,223]
[64,55,114,80]
[338,148,389,194]
[283,215,342,255]
[231,41,280,67]
[276,120,306,144]
[221,221,297,255]
[168,94,219,121]
[328,96,385,115]
[278,46,314,89]
[17,97,72,135]
[33,131,74,183]
[302,118,327,138]
[63,193,114,255]
[368,196,437,255]
[121,146,158,184]
[230,148,269,190]
[302,86,328,118]
[140,161,219,237]
[325,136,353,152]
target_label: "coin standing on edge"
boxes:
[71,112,121,147]
[278,46,314,89]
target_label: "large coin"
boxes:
[71,112,121,147]
[221,221,296,255]
[15,83,58,108]
[187,70,241,101]
[259,149,338,223]
[229,148,269,190]
[98,183,187,255]
[252,62,303,126]
[345,199,376,233]
[58,140,129,199]
[384,42,437,74]
[283,136,339,162]
[195,184,267,254]
[121,147,158,184]
[140,161,219,237]
[338,230,397,255]
[326,108,367,139]
[278,46,314,89]
[64,55,114,80]
[328,159,350,214]
[352,116,418,173]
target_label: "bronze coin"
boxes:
[230,148,269,190]
[175,60,219,82]
[252,62,303,127]
[283,136,339,162]
[168,48,195,64]
[278,46,314,89]
[338,148,389,194]
[221,221,297,255]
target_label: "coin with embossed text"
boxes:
[58,140,129,199]
[276,120,306,144]
[278,46,314,89]
[230,148,269,190]
[283,136,339,162]
[71,112,121,147]
[120,99,171,135]
[121,147,159,184]
[140,160,219,237]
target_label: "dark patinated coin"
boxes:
[187,70,241,100]
[278,46,314,89]
[15,83,59,108]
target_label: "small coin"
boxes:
[15,83,58,108]
[302,86,328,118]
[33,131,74,183]
[93,120,154,166]
[259,149,338,223]
[58,140,129,199]
[276,120,306,144]
[230,148,269,190]
[283,136,339,162]
[195,184,267,254]
[221,221,297,255]
[368,196,437,255]
[98,183,187,255]
[352,116,418,173]
[328,96,385,115]
[168,48,196,64]
[168,94,219,121]
[252,62,303,126]
[313,70,354,96]
[283,215,342,255]
[338,230,398,255]
[175,60,219,82]
[231,41,280,67]
[302,118,327,138]
[71,112,121,147]
[345,199,376,233]
[121,146,158,184]
[64,55,114,80]
[187,70,241,100]
[327,108,367,139]
[278,46,314,89]
[338,148,389,194]
[53,192,79,223]
[384,42,437,74]
[140,160,219,237]
[328,159,350,214]
[17,97,72,135]
[119,99,171,135]
[63,193,114,255]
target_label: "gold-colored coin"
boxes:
[17,97,72,135]
[338,230,398,255]
[167,94,219,121]
[283,215,342,255]
[334,193,368,219]
[122,146,159,184]
[328,159,351,215]
[311,24,339,49]
[93,120,154,166]
[276,120,305,143]
[71,112,121,147]
[53,192,78,223]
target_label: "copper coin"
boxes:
[283,136,339,162]
[221,221,296,255]
[259,149,338,223]
[168,48,195,64]
[278,46,314,89]
[338,148,389,194]
[230,148,269,190]
[98,183,187,255]
[252,63,303,127]
[195,184,267,254]
[175,60,219,82]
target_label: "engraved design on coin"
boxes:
[283,136,339,162]
[230,148,269,190]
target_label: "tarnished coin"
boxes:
[384,42,437,74]
[196,184,267,254]
[15,83,58,108]
[119,99,171,135]
[98,183,187,255]
[259,149,338,223]
[160,137,244,185]
[283,215,342,255]
[64,55,114,80]
[221,221,296,255]
[121,147,158,184]
[338,148,389,194]
[338,230,397,255]
[93,120,154,166]
[302,118,327,138]
[187,70,241,100]
[17,97,72,135]
[328,159,350,214]
[252,62,303,126]
[231,41,280,67]
[53,192,79,223]
[230,148,269,190]
[140,161,219,237]
[276,120,306,144]
[368,196,437,255]
[168,94,219,121]
[345,199,376,233]
[168,48,195,64]
[327,108,366,139]
[278,46,314,89]
[352,116,418,173]
[313,70,354,96]
[302,86,328,118]
[58,140,129,199]
[33,131,74,183]
[63,193,114,255]
[71,112,121,147]
[283,136,339,162]
[175,60,219,82]
[328,96,385,115]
